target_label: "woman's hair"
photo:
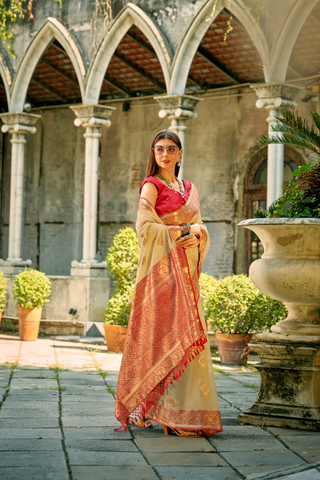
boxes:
[145,130,182,178]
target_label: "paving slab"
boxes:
[268,427,320,436]
[155,466,242,480]
[134,436,214,453]
[71,465,159,480]
[68,449,147,466]
[62,415,119,427]
[62,393,115,402]
[13,369,57,378]
[222,449,304,467]
[221,418,239,426]
[3,393,59,402]
[275,470,320,480]
[11,379,57,388]
[0,417,59,428]
[65,439,138,452]
[143,452,227,466]
[64,426,132,440]
[1,401,58,410]
[4,389,60,396]
[0,408,58,418]
[0,438,63,451]
[0,428,62,439]
[59,378,105,386]
[295,450,320,463]
[211,425,271,436]
[282,436,320,450]
[0,466,69,480]
[210,435,282,451]
[0,450,66,467]
[238,465,296,477]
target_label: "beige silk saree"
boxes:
[115,184,222,434]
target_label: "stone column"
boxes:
[0,112,40,274]
[70,105,115,333]
[154,95,202,180]
[251,84,301,207]
[70,105,115,275]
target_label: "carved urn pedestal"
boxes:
[237,218,320,431]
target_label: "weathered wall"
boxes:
[0,88,273,279]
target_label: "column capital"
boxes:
[0,112,41,135]
[70,104,116,128]
[251,83,302,110]
[154,94,203,120]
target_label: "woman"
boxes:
[115,130,222,437]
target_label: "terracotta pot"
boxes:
[18,306,42,341]
[239,218,320,336]
[216,332,253,364]
[0,311,2,323]
[104,324,128,353]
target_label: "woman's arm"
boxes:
[140,182,158,208]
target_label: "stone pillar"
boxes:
[70,105,115,331]
[70,105,115,274]
[251,84,301,207]
[0,112,40,274]
[154,95,202,180]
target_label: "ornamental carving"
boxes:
[154,94,202,120]
[251,83,302,101]
[70,104,116,120]
[0,112,40,127]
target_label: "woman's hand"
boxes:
[177,232,200,249]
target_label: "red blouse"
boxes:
[139,176,192,217]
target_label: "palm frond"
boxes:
[256,133,320,156]
[276,110,320,149]
[310,111,320,131]
[271,122,320,149]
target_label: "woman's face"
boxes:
[154,138,183,173]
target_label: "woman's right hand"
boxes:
[190,224,202,238]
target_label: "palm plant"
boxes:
[255,110,320,218]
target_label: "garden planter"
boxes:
[237,218,320,430]
[18,306,42,341]
[104,324,127,353]
[216,333,253,364]
[0,312,2,323]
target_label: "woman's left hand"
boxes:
[177,233,200,249]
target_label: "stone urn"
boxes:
[237,218,320,431]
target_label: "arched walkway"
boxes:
[84,3,172,105]
[169,0,268,94]
[267,0,320,83]
[0,51,11,109]
[10,17,86,112]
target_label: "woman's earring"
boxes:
[177,158,181,167]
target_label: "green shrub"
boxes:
[105,227,139,325]
[105,227,140,294]
[0,271,7,312]
[13,268,51,309]
[199,273,218,319]
[206,274,287,334]
[104,284,135,326]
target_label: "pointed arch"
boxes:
[170,0,268,94]
[267,0,320,83]
[0,50,11,108]
[84,3,171,105]
[10,17,86,112]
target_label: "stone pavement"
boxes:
[0,334,320,480]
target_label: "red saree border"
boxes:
[147,403,223,434]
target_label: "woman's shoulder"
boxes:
[139,176,165,195]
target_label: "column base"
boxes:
[0,258,32,275]
[70,260,108,278]
[236,332,320,431]
[237,413,320,431]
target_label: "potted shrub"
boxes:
[206,274,287,364]
[104,227,139,352]
[0,271,7,322]
[13,268,51,341]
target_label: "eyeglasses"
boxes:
[153,146,179,155]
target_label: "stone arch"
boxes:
[0,50,11,108]
[267,0,319,83]
[10,17,86,112]
[84,3,172,105]
[170,0,268,94]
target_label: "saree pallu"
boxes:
[115,184,222,434]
